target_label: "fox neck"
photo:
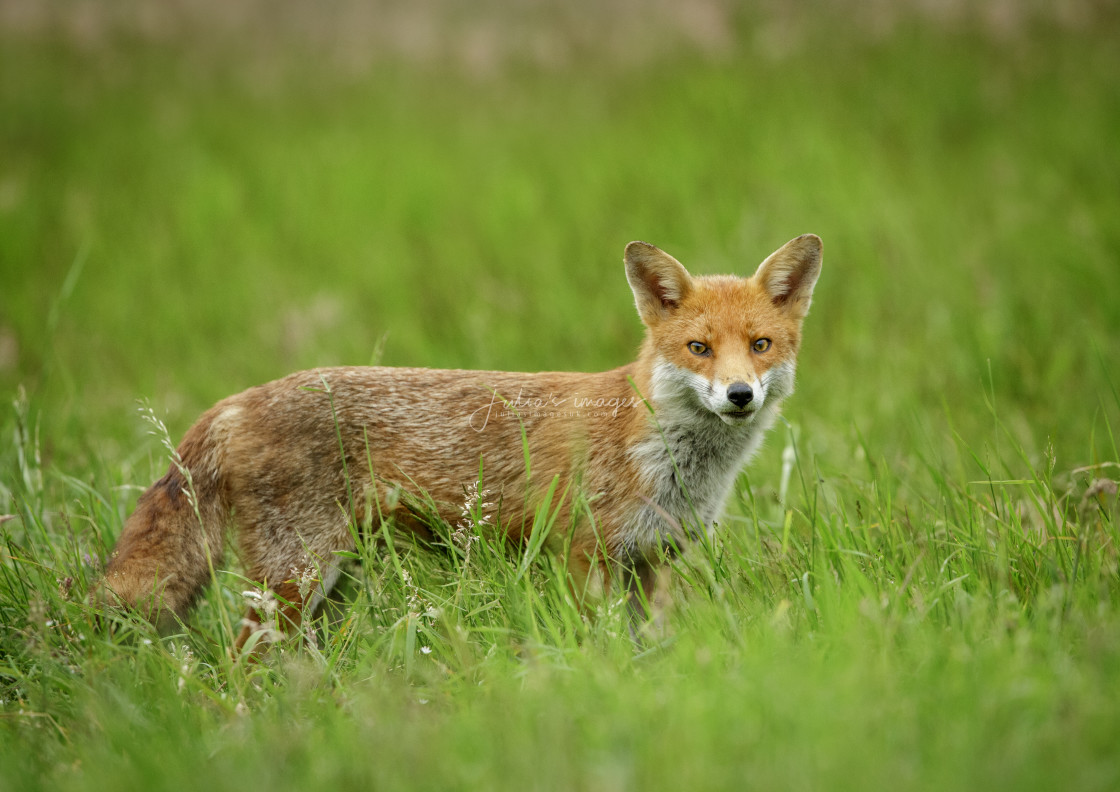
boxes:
[621,349,785,559]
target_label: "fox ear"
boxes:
[754,234,823,319]
[625,241,693,325]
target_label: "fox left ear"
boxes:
[625,241,694,325]
[754,234,823,319]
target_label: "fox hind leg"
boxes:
[231,503,356,654]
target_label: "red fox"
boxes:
[97,235,822,646]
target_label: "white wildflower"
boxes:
[242,588,279,618]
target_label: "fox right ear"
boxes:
[753,234,823,320]
[625,242,693,325]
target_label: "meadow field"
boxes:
[2,2,1119,789]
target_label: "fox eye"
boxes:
[752,338,772,353]
[687,341,710,356]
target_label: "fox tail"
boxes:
[94,415,227,632]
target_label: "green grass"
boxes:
[3,5,1120,790]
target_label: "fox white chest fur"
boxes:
[97,235,822,646]
[620,353,795,561]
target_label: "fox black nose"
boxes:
[726,382,754,408]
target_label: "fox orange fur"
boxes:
[97,235,822,646]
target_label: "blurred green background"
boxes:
[2,3,1120,790]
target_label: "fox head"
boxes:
[625,234,822,426]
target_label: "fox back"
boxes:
[96,235,822,645]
